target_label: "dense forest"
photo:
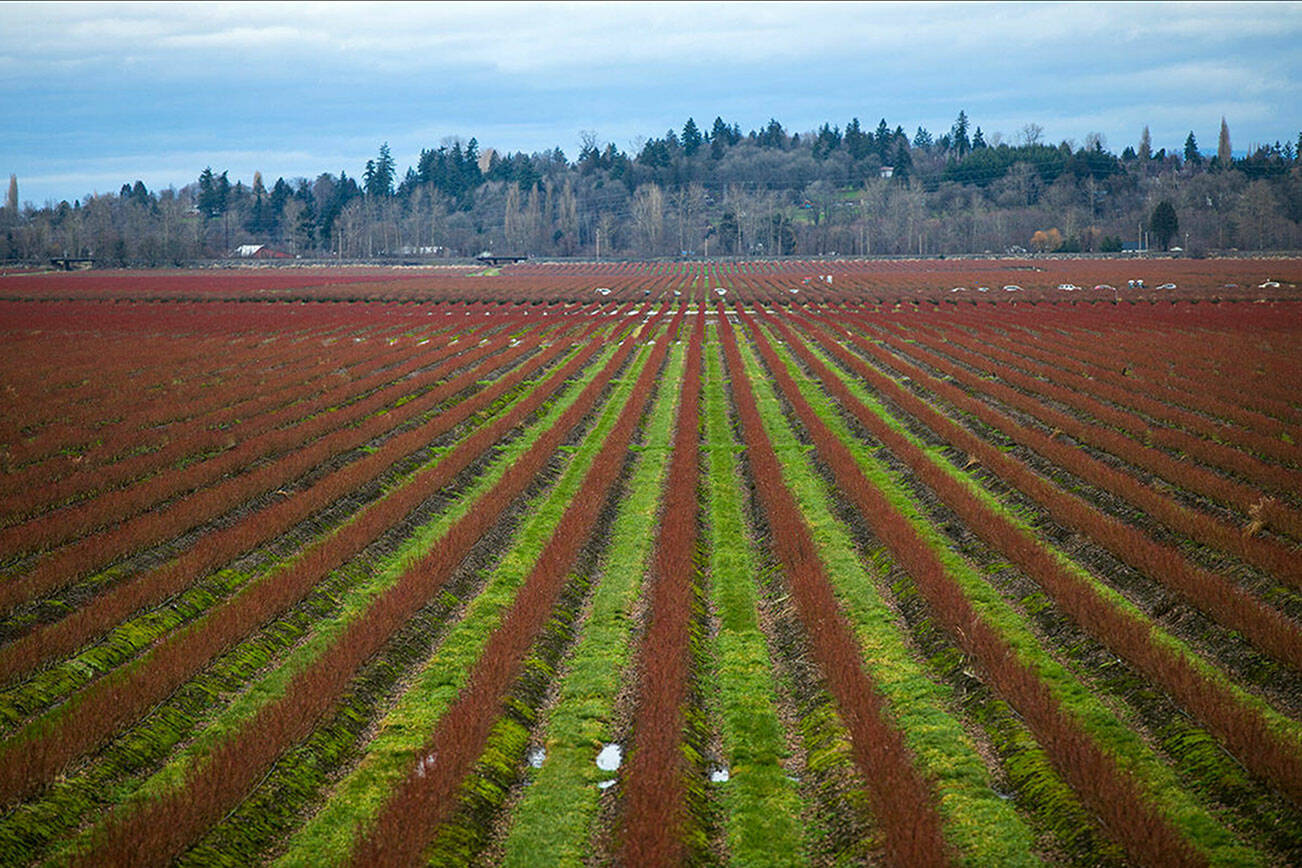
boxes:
[3,112,1301,264]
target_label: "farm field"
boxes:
[0,259,1300,866]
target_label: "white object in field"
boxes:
[596,743,622,772]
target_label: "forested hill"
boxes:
[4,112,1301,264]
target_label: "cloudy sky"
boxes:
[3,1,1299,205]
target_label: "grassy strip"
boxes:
[701,332,806,865]
[718,311,952,866]
[801,317,1302,747]
[793,314,1302,852]
[496,339,685,866]
[178,337,650,867]
[755,319,1260,865]
[734,331,1039,866]
[0,327,561,720]
[14,339,607,867]
[273,339,660,866]
[68,317,647,865]
[348,312,677,865]
[807,312,1302,796]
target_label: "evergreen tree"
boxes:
[1149,200,1178,249]
[874,118,892,158]
[681,117,703,156]
[365,143,395,197]
[757,118,787,149]
[708,116,737,159]
[951,110,971,157]
[972,127,987,149]
[844,118,869,160]
[812,123,841,159]
[913,126,933,150]
[1218,116,1233,168]
[1138,125,1152,160]
[1184,132,1202,165]
[892,139,913,184]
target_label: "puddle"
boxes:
[526,746,546,768]
[709,765,730,783]
[595,743,622,772]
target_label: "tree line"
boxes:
[3,112,1300,265]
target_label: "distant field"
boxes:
[0,260,1299,866]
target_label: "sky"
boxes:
[2,1,1300,206]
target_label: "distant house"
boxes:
[233,244,291,259]
[879,166,895,179]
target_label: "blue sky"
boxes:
[3,1,1300,205]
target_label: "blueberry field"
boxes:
[1,259,1300,866]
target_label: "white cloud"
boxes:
[3,1,1298,204]
[4,2,1294,77]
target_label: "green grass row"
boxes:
[273,337,662,865]
[809,314,1302,749]
[755,320,1262,865]
[495,336,686,866]
[790,316,1302,854]
[0,325,553,730]
[22,336,614,867]
[734,332,1042,866]
[700,333,806,865]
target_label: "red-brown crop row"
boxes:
[0,303,476,475]
[351,309,680,867]
[953,303,1302,435]
[0,270,450,300]
[619,307,705,864]
[764,309,1302,808]
[960,312,1302,459]
[717,310,954,867]
[821,312,1302,669]
[904,324,1302,578]
[742,309,1211,864]
[0,308,636,811]
[939,303,1302,426]
[5,257,1300,306]
[69,309,662,867]
[872,316,1302,549]
[0,320,588,685]
[918,316,1302,479]
[0,324,452,520]
[0,321,530,612]
[0,312,385,426]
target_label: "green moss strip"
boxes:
[807,322,1302,757]
[760,323,1260,866]
[701,333,806,865]
[32,341,612,867]
[735,334,1041,866]
[273,340,660,866]
[496,340,685,867]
